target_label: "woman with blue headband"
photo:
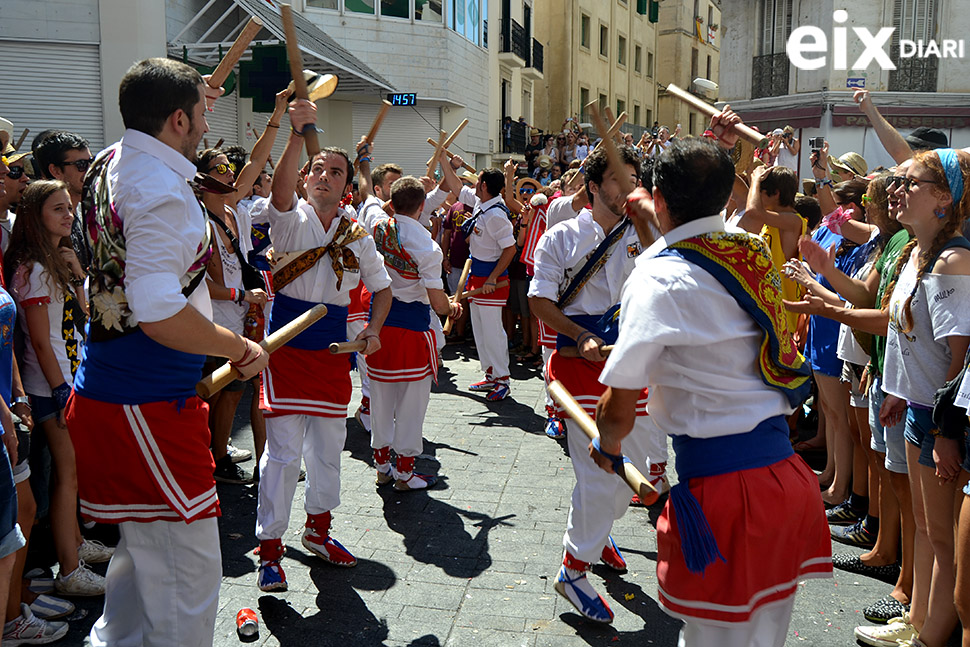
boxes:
[864,148,970,647]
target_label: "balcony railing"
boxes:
[888,46,938,92]
[751,53,789,99]
[531,39,543,73]
[501,18,529,62]
[500,120,529,154]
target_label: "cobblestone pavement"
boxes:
[61,341,890,646]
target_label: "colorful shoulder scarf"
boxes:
[373,218,419,281]
[270,215,368,292]
[81,149,212,342]
[657,232,811,408]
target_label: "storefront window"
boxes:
[346,0,375,14]
[415,0,443,22]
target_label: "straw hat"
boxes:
[829,152,868,177]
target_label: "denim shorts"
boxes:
[27,393,59,424]
[868,377,907,474]
[903,405,938,469]
[0,440,25,560]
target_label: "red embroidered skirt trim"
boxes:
[66,393,220,524]
[656,454,832,625]
[546,351,647,418]
[261,345,352,418]
[367,325,438,384]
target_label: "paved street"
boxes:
[60,342,889,646]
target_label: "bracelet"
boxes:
[236,289,247,305]
[51,383,71,412]
[358,156,372,163]
[266,121,280,128]
[12,396,29,408]
[576,331,594,346]
[291,125,305,137]
[70,276,84,286]
[230,341,259,369]
[228,288,236,302]
[817,177,834,188]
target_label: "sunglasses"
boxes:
[58,158,94,172]
[208,162,236,176]
[889,175,937,192]
[5,166,25,180]
[519,188,535,195]
[861,194,872,205]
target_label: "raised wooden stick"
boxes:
[557,344,614,359]
[196,304,328,398]
[442,258,472,335]
[426,139,476,173]
[427,129,447,178]
[13,128,28,151]
[329,340,367,354]
[208,16,263,89]
[664,83,767,146]
[425,118,468,168]
[588,103,634,196]
[280,4,320,157]
[548,380,658,504]
[587,112,627,157]
[366,100,393,145]
[214,137,225,149]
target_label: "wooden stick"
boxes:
[13,128,28,152]
[547,380,658,504]
[208,16,263,89]
[427,129,447,178]
[280,4,320,157]
[604,106,617,129]
[365,100,393,145]
[329,340,367,354]
[442,258,472,335]
[196,304,328,398]
[588,102,634,196]
[425,118,468,168]
[203,137,210,149]
[587,112,627,157]
[214,137,225,149]
[557,344,614,359]
[426,139,477,173]
[664,83,767,146]
[459,279,510,299]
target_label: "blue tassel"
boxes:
[669,482,725,575]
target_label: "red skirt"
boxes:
[466,275,509,308]
[547,350,648,418]
[657,454,832,625]
[66,394,220,524]
[261,345,352,418]
[537,320,557,349]
[348,283,370,325]
[367,325,438,384]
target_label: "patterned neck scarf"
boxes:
[271,215,369,292]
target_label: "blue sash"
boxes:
[469,257,509,279]
[668,415,793,574]
[74,328,204,405]
[555,306,620,351]
[269,293,348,351]
[379,298,432,332]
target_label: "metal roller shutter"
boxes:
[353,103,441,178]
[0,40,105,153]
[251,110,289,168]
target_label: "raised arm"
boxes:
[235,89,291,205]
[740,165,805,234]
[271,98,316,212]
[854,90,913,164]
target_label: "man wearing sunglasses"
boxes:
[0,148,29,254]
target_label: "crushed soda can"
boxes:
[236,608,259,638]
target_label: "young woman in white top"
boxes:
[5,180,109,596]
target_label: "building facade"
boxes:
[533,0,659,141]
[719,0,970,178]
[656,0,721,136]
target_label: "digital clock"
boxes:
[387,93,417,106]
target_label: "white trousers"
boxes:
[563,415,668,563]
[347,320,370,399]
[369,377,432,458]
[542,346,554,408]
[677,596,796,647]
[89,518,221,647]
[470,302,509,380]
[256,414,345,540]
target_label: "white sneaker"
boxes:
[854,614,916,647]
[2,602,68,645]
[54,561,105,597]
[226,443,253,463]
[77,539,113,564]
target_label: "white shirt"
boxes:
[13,263,76,395]
[266,193,391,305]
[545,195,582,230]
[465,195,515,263]
[0,212,13,254]
[108,129,212,324]
[208,205,251,334]
[599,215,793,437]
[420,186,449,227]
[528,209,643,317]
[357,195,387,235]
[371,213,444,304]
